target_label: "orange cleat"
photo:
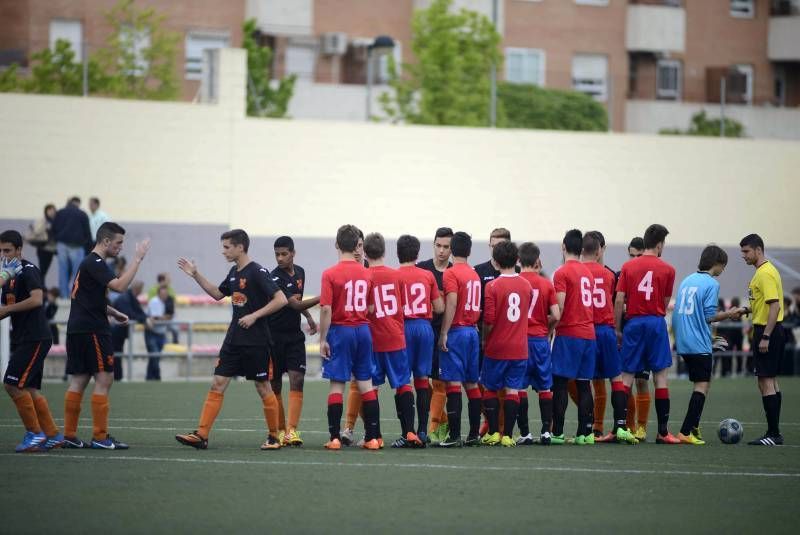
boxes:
[594,432,616,443]
[656,432,681,444]
[324,438,342,450]
[362,438,381,450]
[406,432,424,448]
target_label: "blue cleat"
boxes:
[43,433,65,450]
[90,435,129,450]
[15,431,46,453]
[63,436,87,449]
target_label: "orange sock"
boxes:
[12,391,41,433]
[197,391,224,439]
[626,392,636,430]
[636,392,651,427]
[275,392,286,432]
[287,390,303,430]
[567,380,579,406]
[262,392,279,437]
[345,382,361,430]
[91,393,109,441]
[64,390,83,438]
[592,379,607,432]
[33,396,59,437]
[429,379,447,432]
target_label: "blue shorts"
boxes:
[480,357,527,391]
[527,336,553,391]
[372,349,411,389]
[322,324,373,382]
[593,324,621,379]
[621,315,672,374]
[551,335,596,380]
[439,326,479,383]
[404,319,434,378]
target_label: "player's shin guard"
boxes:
[576,380,594,437]
[414,379,430,434]
[636,391,651,428]
[197,391,223,439]
[538,391,553,434]
[654,388,670,437]
[261,392,280,438]
[482,390,500,434]
[680,391,706,436]
[91,394,109,441]
[466,387,482,437]
[33,396,59,437]
[592,379,607,433]
[552,376,569,436]
[345,382,361,430]
[288,391,303,431]
[327,393,344,440]
[611,381,628,432]
[517,390,530,436]
[503,393,519,438]
[429,379,448,432]
[64,391,82,438]
[361,390,380,441]
[12,391,41,433]
[445,386,462,440]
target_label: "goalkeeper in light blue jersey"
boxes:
[672,245,746,445]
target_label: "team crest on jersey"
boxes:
[296,279,303,290]
[232,291,248,307]
[239,278,247,290]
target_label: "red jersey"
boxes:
[397,265,440,320]
[521,271,557,338]
[443,262,481,327]
[367,265,406,352]
[583,261,616,327]
[552,260,595,340]
[320,260,372,326]
[617,255,675,318]
[483,274,532,360]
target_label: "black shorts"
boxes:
[681,354,712,383]
[4,340,52,390]
[752,324,785,378]
[270,332,306,376]
[66,333,115,375]
[215,343,270,381]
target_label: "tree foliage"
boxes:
[243,19,296,118]
[659,111,745,137]
[498,82,608,131]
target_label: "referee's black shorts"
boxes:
[752,324,785,378]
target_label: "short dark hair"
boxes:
[336,224,360,253]
[628,237,645,250]
[44,203,55,217]
[731,296,740,307]
[643,224,669,249]
[0,230,23,249]
[397,234,421,263]
[363,232,386,260]
[435,227,453,240]
[69,196,81,205]
[97,222,126,243]
[355,227,364,240]
[739,234,764,250]
[698,244,728,271]
[157,273,168,283]
[490,228,511,241]
[220,228,249,252]
[450,231,472,258]
[90,197,100,206]
[586,230,605,248]
[274,236,294,251]
[582,233,601,256]
[518,242,541,268]
[492,240,518,269]
[563,229,583,256]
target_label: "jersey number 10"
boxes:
[464,280,481,312]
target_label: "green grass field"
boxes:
[1,378,798,534]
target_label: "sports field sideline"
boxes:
[1,378,797,534]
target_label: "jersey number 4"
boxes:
[638,271,654,301]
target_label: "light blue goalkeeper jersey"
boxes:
[672,271,719,355]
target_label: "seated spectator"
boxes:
[145,286,173,381]
[111,280,148,381]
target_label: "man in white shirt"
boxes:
[89,197,110,242]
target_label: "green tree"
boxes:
[380,0,501,126]
[659,111,745,137]
[0,64,20,92]
[243,19,296,118]
[498,82,608,131]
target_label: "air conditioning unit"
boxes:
[321,32,348,56]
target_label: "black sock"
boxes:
[518,393,530,436]
[576,380,594,437]
[680,391,706,436]
[467,396,482,437]
[484,395,500,434]
[394,394,405,435]
[552,376,569,436]
[446,391,462,440]
[776,391,782,424]
[762,394,780,436]
[539,394,553,435]
[362,399,380,441]
[415,385,430,434]
[655,393,670,437]
[611,387,627,432]
[503,399,519,438]
[327,402,343,440]
[400,391,415,436]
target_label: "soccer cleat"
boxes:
[539,432,552,445]
[516,433,534,446]
[406,432,424,448]
[656,432,681,445]
[677,432,705,445]
[437,436,463,448]
[391,437,410,448]
[62,436,87,449]
[464,434,481,447]
[15,431,47,453]
[362,438,381,450]
[430,422,449,445]
[748,434,784,446]
[550,434,566,445]
[595,432,616,443]
[324,438,342,450]
[43,433,65,450]
[260,434,282,450]
[481,432,501,446]
[615,427,639,445]
[500,436,516,447]
[91,435,129,450]
[285,429,303,447]
[340,427,354,446]
[378,437,385,449]
[175,431,208,450]
[593,429,604,438]
[691,426,704,441]
[574,435,594,445]
[417,431,429,444]
[634,425,647,442]
[278,430,286,445]
[479,420,489,437]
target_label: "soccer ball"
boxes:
[718,418,744,444]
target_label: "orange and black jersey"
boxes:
[268,265,305,334]
[67,252,115,335]
[1,259,51,344]
[218,261,281,347]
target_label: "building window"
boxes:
[377,40,402,83]
[120,25,150,74]
[185,32,229,80]
[730,0,754,18]
[505,48,546,86]
[572,54,608,101]
[49,19,83,61]
[733,64,754,103]
[656,59,681,100]
[285,43,316,80]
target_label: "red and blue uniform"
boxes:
[551,260,596,380]
[368,265,409,388]
[521,271,556,391]
[398,265,440,378]
[584,261,621,379]
[439,263,480,383]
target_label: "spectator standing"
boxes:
[717,297,746,377]
[53,197,91,298]
[88,197,110,244]
[110,280,148,381]
[25,204,58,280]
[148,273,178,343]
[145,286,172,381]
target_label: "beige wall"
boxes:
[1,49,799,248]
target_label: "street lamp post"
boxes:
[366,35,395,121]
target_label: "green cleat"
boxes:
[500,435,516,447]
[481,432,501,446]
[615,427,639,445]
[574,434,595,445]
[691,426,704,442]
[550,434,566,445]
